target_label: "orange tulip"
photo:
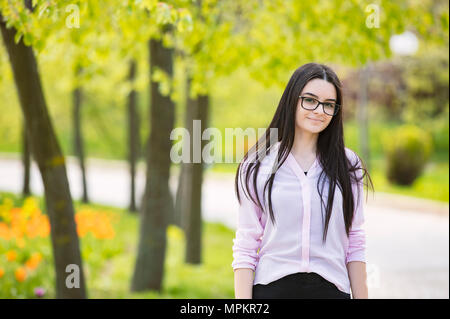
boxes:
[15,267,27,282]
[75,209,116,239]
[25,252,42,270]
[6,250,17,262]
[16,237,26,248]
[0,268,4,278]
[0,222,11,240]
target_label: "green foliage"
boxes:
[237,0,449,88]
[0,0,194,100]
[414,103,449,155]
[400,49,449,123]
[382,125,434,186]
[369,157,449,202]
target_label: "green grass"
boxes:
[0,192,236,299]
[367,156,449,202]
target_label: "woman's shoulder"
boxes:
[240,141,281,174]
[344,147,362,167]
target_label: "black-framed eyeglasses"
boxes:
[299,96,340,116]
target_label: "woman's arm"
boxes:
[346,150,368,298]
[346,261,368,298]
[234,268,254,299]
[232,162,266,299]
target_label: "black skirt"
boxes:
[252,272,351,299]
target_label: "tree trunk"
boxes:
[127,60,140,213]
[174,76,194,230]
[1,16,87,299]
[358,64,371,172]
[182,1,208,263]
[174,75,209,264]
[22,121,31,196]
[131,27,175,292]
[185,88,209,265]
[173,161,186,228]
[73,65,89,203]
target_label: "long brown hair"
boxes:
[235,62,374,244]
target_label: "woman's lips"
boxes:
[307,117,323,122]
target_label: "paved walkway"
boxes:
[0,154,448,298]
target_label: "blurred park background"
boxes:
[0,0,448,299]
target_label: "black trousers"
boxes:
[252,272,351,299]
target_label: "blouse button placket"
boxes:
[287,153,317,273]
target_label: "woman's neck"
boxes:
[291,130,318,159]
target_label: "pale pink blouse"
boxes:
[231,141,366,294]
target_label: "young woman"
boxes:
[231,62,374,299]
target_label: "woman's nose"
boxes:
[313,107,323,115]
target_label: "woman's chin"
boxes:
[305,125,324,133]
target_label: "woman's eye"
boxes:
[305,98,314,102]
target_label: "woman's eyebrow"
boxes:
[303,92,336,102]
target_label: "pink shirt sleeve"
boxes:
[345,153,367,264]
[231,162,266,271]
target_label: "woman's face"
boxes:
[295,78,337,134]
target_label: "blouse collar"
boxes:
[286,151,320,182]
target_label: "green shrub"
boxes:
[383,125,433,185]
[427,105,449,154]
